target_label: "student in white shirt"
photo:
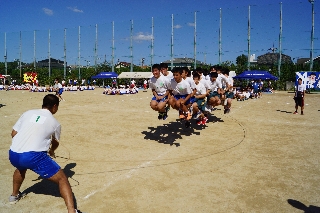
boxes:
[294,78,306,115]
[8,94,82,212]
[149,64,170,120]
[168,67,192,127]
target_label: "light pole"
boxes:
[309,0,315,71]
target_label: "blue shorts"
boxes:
[226,91,234,99]
[174,95,191,105]
[9,150,60,178]
[151,94,168,103]
[208,91,220,99]
[58,88,64,95]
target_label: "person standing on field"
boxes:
[293,78,306,115]
[8,94,82,213]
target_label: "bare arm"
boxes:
[11,130,18,138]
[48,137,59,158]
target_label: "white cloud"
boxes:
[133,32,153,41]
[187,22,195,27]
[173,24,182,29]
[42,8,53,16]
[67,6,84,13]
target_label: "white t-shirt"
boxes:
[168,78,192,95]
[184,77,196,90]
[295,84,306,97]
[149,75,170,95]
[217,73,228,87]
[199,78,211,91]
[194,82,207,96]
[10,109,61,153]
[130,80,136,85]
[209,79,222,92]
[161,71,174,80]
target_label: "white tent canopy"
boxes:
[118,72,152,79]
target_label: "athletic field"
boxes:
[0,89,319,212]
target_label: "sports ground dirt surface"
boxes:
[0,88,319,213]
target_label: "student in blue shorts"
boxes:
[149,64,170,120]
[168,67,192,127]
[8,94,82,213]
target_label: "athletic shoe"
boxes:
[224,108,228,114]
[75,209,83,213]
[162,113,168,120]
[293,111,298,115]
[196,119,202,125]
[165,105,170,113]
[9,191,26,204]
[202,117,208,125]
[185,121,190,128]
[158,113,163,120]
[195,110,202,119]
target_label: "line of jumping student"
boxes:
[149,63,234,128]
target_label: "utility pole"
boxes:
[278,2,283,79]
[151,17,154,71]
[4,32,7,75]
[48,29,51,77]
[78,26,81,79]
[171,14,174,70]
[130,20,133,72]
[309,0,315,71]
[194,11,197,69]
[64,28,66,79]
[247,5,251,71]
[112,21,115,72]
[219,8,222,65]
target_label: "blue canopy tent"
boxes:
[234,70,278,80]
[91,72,118,79]
[91,72,118,87]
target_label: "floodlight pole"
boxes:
[112,21,115,72]
[130,20,133,72]
[95,24,98,73]
[151,17,154,71]
[194,11,197,69]
[78,26,81,79]
[247,5,251,71]
[171,14,174,70]
[278,2,282,80]
[19,31,22,78]
[64,28,66,79]
[48,29,51,78]
[34,30,36,71]
[309,0,315,71]
[4,32,7,76]
[219,8,222,65]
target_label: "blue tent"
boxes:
[91,72,118,79]
[233,70,278,80]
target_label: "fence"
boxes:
[0,1,318,77]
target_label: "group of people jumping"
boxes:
[149,63,234,128]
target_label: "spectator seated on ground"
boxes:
[0,84,4,90]
[236,89,245,101]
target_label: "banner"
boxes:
[23,72,38,83]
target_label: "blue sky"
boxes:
[0,0,318,67]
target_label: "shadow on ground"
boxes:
[0,104,6,108]
[141,114,223,146]
[276,109,293,114]
[23,163,79,208]
[287,199,320,213]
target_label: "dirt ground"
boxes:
[0,88,319,213]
